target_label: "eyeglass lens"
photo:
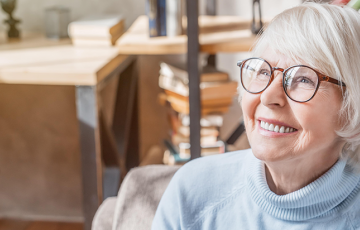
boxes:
[240,58,319,102]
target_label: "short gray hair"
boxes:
[251,2,360,170]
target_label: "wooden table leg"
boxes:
[75,85,103,230]
[113,59,139,174]
[75,57,139,230]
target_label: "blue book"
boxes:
[172,152,190,163]
[157,0,167,36]
[146,0,158,37]
[164,139,190,164]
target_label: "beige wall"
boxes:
[0,0,300,33]
[0,0,145,33]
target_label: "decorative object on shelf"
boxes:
[44,6,70,39]
[0,0,21,39]
[251,0,263,35]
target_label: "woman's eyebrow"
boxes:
[258,57,277,67]
[259,56,300,67]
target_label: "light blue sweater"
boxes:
[152,149,360,230]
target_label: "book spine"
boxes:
[157,0,167,36]
[166,0,183,37]
[146,0,158,37]
[159,75,189,96]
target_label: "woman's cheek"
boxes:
[242,93,260,135]
[242,93,258,117]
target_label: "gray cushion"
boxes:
[92,197,117,230]
[113,165,181,230]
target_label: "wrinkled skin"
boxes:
[242,47,345,195]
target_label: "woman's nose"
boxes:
[260,71,287,108]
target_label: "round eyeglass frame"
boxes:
[237,57,346,103]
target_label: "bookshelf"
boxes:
[116,15,258,54]
[117,1,258,159]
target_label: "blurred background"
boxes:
[0,0,317,229]
[0,0,300,32]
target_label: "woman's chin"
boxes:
[251,146,290,163]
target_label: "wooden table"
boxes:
[0,41,138,230]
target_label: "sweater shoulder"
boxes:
[174,148,253,188]
[180,148,253,174]
[346,182,360,229]
[168,149,253,228]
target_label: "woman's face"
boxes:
[242,47,345,163]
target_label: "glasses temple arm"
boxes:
[319,73,346,87]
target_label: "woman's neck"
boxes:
[264,152,340,195]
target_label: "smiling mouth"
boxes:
[260,120,297,133]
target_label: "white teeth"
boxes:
[265,122,269,130]
[279,126,285,133]
[274,125,279,132]
[260,120,295,133]
[268,124,274,131]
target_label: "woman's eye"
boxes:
[297,77,313,84]
[300,78,309,83]
[259,69,271,76]
[292,76,316,88]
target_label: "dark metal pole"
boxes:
[187,0,201,160]
[206,0,216,67]
[226,122,245,145]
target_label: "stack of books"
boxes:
[158,62,237,114]
[68,15,124,47]
[158,62,238,165]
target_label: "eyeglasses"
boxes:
[237,57,346,102]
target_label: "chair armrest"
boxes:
[92,197,117,230]
[113,165,181,230]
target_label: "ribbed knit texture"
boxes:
[248,157,360,221]
[152,149,360,230]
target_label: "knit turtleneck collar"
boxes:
[247,155,360,221]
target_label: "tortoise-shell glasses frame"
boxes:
[237,57,346,103]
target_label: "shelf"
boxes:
[0,32,71,51]
[0,44,130,86]
[116,15,260,55]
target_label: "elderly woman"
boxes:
[152,2,360,229]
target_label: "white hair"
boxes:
[249,2,360,170]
